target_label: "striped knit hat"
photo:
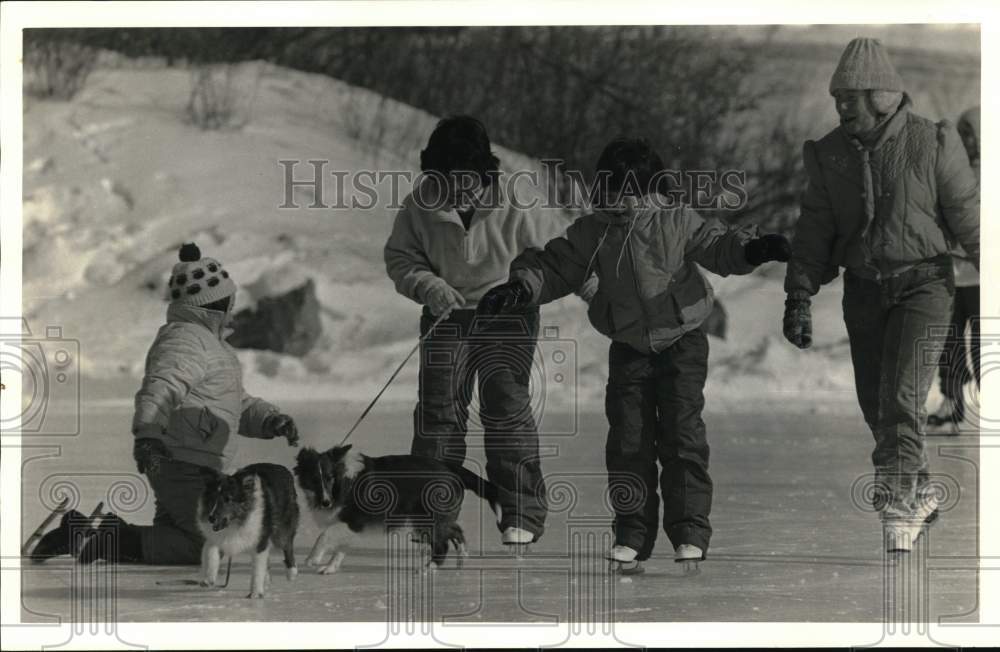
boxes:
[829,38,904,95]
[167,243,237,306]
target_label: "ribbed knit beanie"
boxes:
[829,38,904,95]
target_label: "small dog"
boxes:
[197,463,300,598]
[293,445,501,573]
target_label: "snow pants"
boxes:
[410,307,548,539]
[605,329,712,558]
[842,257,955,514]
[137,459,207,564]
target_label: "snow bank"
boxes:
[23,61,878,413]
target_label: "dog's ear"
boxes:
[295,447,317,470]
[328,444,352,459]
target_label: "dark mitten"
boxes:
[263,413,299,446]
[745,234,792,265]
[476,280,532,315]
[782,296,813,349]
[133,437,173,476]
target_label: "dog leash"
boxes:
[338,310,451,446]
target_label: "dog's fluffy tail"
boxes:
[445,463,503,526]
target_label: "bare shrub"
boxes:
[185,62,261,130]
[23,38,98,100]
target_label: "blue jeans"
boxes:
[842,257,955,512]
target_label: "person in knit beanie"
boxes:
[783,38,979,553]
[30,243,301,566]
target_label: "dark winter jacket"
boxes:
[784,94,979,297]
[132,303,279,471]
[510,195,758,354]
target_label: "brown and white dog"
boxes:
[196,463,300,598]
[293,445,501,573]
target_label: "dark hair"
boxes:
[420,115,501,186]
[593,137,665,204]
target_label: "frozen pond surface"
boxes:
[19,402,980,624]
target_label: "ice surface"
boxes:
[20,405,979,624]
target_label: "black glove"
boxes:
[477,280,532,315]
[745,234,792,266]
[263,413,299,447]
[783,296,812,349]
[133,437,173,476]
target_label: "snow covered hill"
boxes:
[23,60,877,413]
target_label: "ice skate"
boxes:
[674,544,705,575]
[77,510,143,564]
[23,497,71,560]
[883,515,923,553]
[27,502,104,563]
[502,526,535,558]
[606,545,644,575]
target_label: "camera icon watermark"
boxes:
[0,317,80,437]
[418,313,579,437]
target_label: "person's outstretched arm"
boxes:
[480,216,599,313]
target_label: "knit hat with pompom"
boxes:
[167,243,237,306]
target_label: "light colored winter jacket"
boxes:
[510,195,758,354]
[132,303,279,471]
[953,106,980,287]
[384,173,572,306]
[785,94,979,297]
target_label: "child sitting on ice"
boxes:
[477,138,790,569]
[31,243,300,565]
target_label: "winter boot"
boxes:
[77,513,143,564]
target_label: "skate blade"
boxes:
[504,543,531,558]
[676,559,702,576]
[607,560,645,575]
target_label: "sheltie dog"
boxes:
[196,463,299,598]
[293,445,501,573]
